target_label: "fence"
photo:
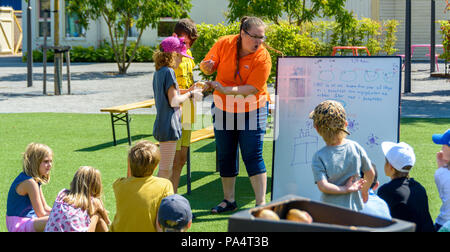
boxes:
[0,7,22,55]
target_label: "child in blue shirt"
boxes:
[152,36,202,180]
[310,100,375,211]
[6,143,54,232]
[360,164,392,220]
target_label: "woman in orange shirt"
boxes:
[200,16,272,213]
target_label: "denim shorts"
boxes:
[212,103,267,177]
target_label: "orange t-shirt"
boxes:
[203,35,272,113]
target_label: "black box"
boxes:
[228,195,415,232]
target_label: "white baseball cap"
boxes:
[381,141,416,173]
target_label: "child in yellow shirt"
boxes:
[110,140,174,232]
[171,18,199,193]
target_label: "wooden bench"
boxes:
[101,98,216,194]
[100,99,155,146]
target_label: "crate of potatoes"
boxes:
[228,195,415,232]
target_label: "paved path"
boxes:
[0,55,449,118]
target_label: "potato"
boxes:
[255,209,280,221]
[194,81,206,89]
[286,209,313,224]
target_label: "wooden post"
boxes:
[43,11,49,94]
[66,51,71,94]
[53,0,62,95]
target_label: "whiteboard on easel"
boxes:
[271,56,402,201]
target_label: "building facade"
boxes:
[21,0,448,58]
[21,0,228,52]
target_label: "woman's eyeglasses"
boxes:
[243,30,266,42]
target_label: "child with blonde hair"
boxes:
[152,36,202,181]
[44,166,109,232]
[310,100,375,211]
[6,143,54,232]
[111,140,174,232]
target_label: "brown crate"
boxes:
[228,195,415,232]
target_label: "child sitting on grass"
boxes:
[310,100,375,211]
[377,141,435,232]
[360,164,391,220]
[157,194,193,232]
[6,143,54,232]
[110,140,174,232]
[432,129,450,231]
[44,166,109,232]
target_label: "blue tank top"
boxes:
[6,172,38,217]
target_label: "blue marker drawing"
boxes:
[366,133,380,148]
[347,118,359,134]
[340,70,357,82]
[319,70,334,82]
[364,70,379,82]
[290,128,319,167]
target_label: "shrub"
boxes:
[438,20,450,61]
[22,42,155,63]
[193,18,399,84]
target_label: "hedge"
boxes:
[23,42,156,64]
[192,19,400,83]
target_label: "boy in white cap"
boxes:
[432,129,450,231]
[377,141,435,232]
[157,194,193,232]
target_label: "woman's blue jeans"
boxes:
[212,103,268,177]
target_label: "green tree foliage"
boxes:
[438,20,450,61]
[66,0,192,74]
[193,19,399,83]
[227,0,352,28]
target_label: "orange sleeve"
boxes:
[202,38,223,72]
[246,52,272,92]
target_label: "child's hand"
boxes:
[92,198,110,225]
[437,151,449,168]
[344,176,366,193]
[190,88,203,102]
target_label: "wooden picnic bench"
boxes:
[101,99,216,194]
[100,99,156,146]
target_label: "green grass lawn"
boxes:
[0,113,448,232]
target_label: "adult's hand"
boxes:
[200,59,215,75]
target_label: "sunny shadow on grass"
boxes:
[0,114,445,232]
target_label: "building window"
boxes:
[38,0,51,38]
[65,1,84,38]
[157,18,178,38]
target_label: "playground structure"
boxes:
[0,7,22,55]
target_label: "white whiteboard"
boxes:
[271,57,401,201]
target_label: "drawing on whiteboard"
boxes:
[319,70,334,82]
[340,70,357,82]
[290,128,319,167]
[364,70,379,82]
[366,133,381,148]
[347,118,359,133]
[383,71,395,83]
[293,66,305,76]
[289,78,306,97]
